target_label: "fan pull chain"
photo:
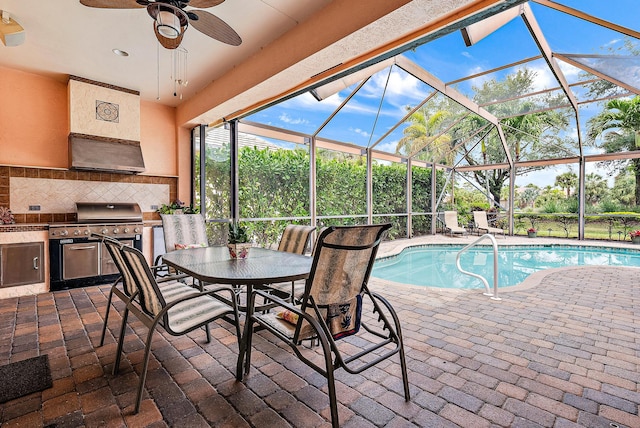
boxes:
[156,41,160,100]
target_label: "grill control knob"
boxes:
[134,227,141,234]
[101,228,108,235]
[60,230,69,237]
[123,228,130,234]
[73,230,80,236]
[113,228,120,234]
[84,230,90,236]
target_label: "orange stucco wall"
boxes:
[0,66,69,168]
[0,66,181,177]
[140,100,178,177]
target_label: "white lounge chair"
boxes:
[444,211,467,236]
[473,211,505,238]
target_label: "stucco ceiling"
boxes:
[0,0,515,125]
[0,0,332,105]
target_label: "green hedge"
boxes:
[198,146,444,246]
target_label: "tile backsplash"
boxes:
[11,177,169,214]
[0,166,177,223]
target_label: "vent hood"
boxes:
[69,133,145,174]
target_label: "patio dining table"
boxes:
[161,245,313,312]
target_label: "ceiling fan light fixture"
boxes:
[147,3,188,47]
[156,10,180,38]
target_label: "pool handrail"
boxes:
[455,233,501,300]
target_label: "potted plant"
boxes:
[527,227,537,238]
[630,230,640,244]
[228,220,251,259]
[157,199,200,215]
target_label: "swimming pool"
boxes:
[371,244,640,289]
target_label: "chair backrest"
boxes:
[160,214,208,253]
[120,244,166,317]
[101,235,138,298]
[473,211,489,229]
[277,225,316,255]
[296,224,390,340]
[444,211,460,228]
[307,224,389,305]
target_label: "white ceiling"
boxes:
[0,0,331,106]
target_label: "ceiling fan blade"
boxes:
[79,0,143,8]
[189,0,225,8]
[191,10,241,46]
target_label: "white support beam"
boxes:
[532,0,640,40]
[554,54,640,96]
[520,3,583,156]
[394,55,513,167]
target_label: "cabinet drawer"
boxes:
[0,242,45,288]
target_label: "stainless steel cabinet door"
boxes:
[62,242,99,280]
[0,242,45,287]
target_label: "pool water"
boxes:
[371,244,640,289]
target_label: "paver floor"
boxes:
[0,236,639,427]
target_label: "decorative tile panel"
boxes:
[10,177,169,214]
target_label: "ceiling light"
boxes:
[112,49,129,57]
[147,3,188,49]
[156,10,180,38]
[0,10,25,47]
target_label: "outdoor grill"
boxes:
[49,202,143,291]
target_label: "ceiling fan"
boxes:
[80,0,242,49]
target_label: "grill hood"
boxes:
[76,202,142,223]
[69,133,145,174]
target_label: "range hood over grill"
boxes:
[69,133,145,174]
[76,202,142,224]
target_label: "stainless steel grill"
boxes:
[49,202,143,291]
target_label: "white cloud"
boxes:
[528,63,557,92]
[605,38,622,47]
[461,51,473,59]
[350,127,370,138]
[373,140,399,154]
[278,112,309,125]
[557,61,582,81]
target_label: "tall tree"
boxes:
[458,68,571,204]
[611,169,635,207]
[584,173,609,206]
[587,96,640,204]
[396,107,454,164]
[555,172,578,198]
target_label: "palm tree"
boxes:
[585,173,609,206]
[587,96,640,204]
[555,172,577,198]
[397,108,454,164]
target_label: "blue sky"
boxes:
[244,0,639,188]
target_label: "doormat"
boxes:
[0,355,52,403]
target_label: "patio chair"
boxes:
[114,242,241,413]
[267,224,316,302]
[96,233,188,347]
[236,224,410,428]
[157,213,209,280]
[444,210,467,236]
[473,210,505,238]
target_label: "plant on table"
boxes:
[630,230,640,243]
[228,220,251,259]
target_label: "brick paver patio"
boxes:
[1,236,639,427]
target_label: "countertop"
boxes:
[0,221,161,233]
